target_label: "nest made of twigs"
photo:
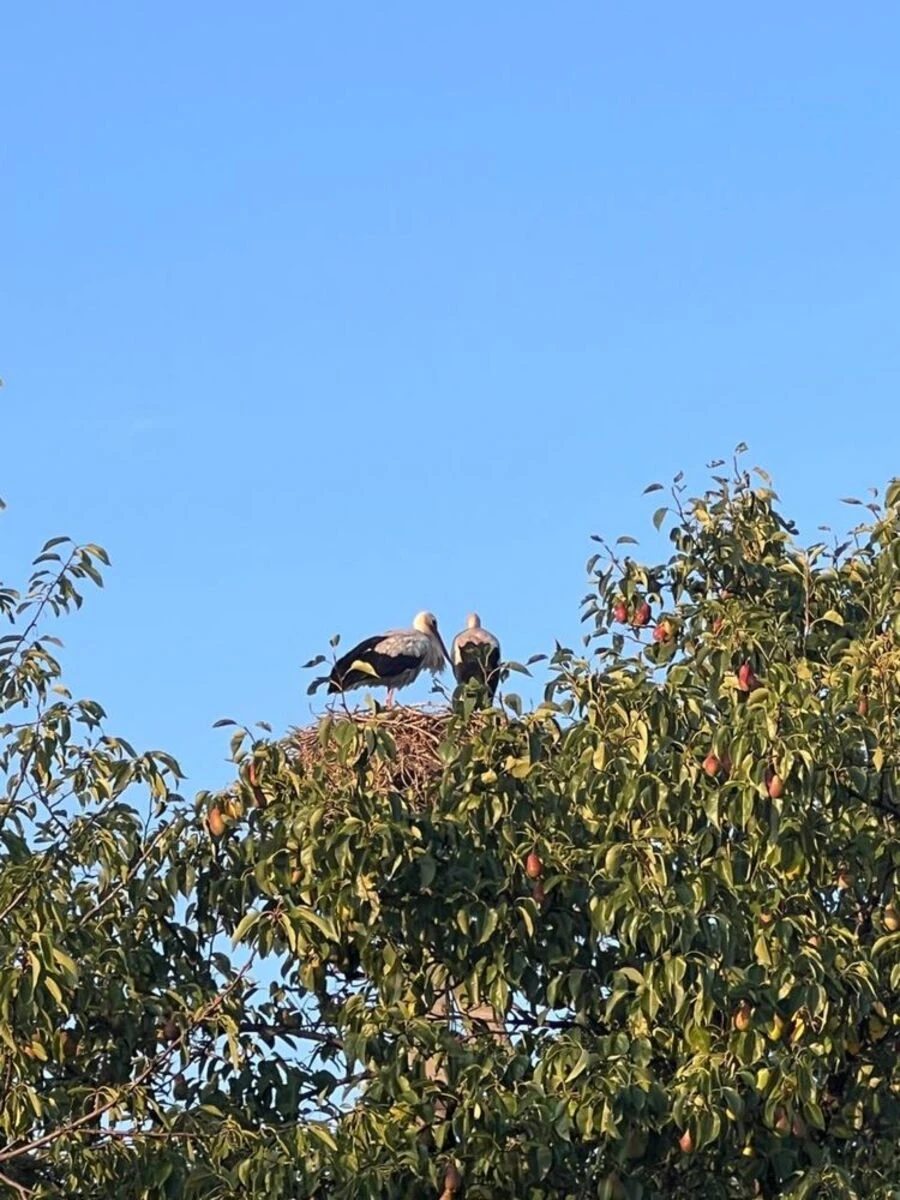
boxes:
[286,702,492,807]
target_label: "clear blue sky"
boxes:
[3,4,899,791]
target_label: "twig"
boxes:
[238,1022,343,1050]
[0,883,32,927]
[76,822,173,929]
[0,956,256,1165]
[0,1168,33,1198]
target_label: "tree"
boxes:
[4,451,900,1198]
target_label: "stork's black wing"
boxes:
[454,641,502,698]
[328,635,422,693]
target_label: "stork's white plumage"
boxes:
[451,613,501,700]
[328,611,449,705]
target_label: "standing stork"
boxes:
[451,613,501,700]
[327,611,450,706]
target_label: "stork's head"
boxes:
[466,613,482,629]
[413,611,450,662]
[413,611,438,635]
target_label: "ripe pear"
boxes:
[60,1029,79,1061]
[765,768,785,799]
[857,694,869,717]
[678,1128,694,1154]
[207,806,227,838]
[443,1162,462,1193]
[884,904,900,932]
[733,1000,752,1032]
[773,1107,790,1135]
[737,661,758,692]
[612,601,628,624]
[247,763,267,808]
[791,1115,807,1138]
[525,851,543,879]
[703,753,721,778]
[632,601,652,628]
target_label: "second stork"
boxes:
[451,613,501,701]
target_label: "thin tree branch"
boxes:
[0,956,256,1165]
[0,1168,33,1198]
[76,822,173,929]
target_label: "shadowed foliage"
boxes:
[4,451,900,1198]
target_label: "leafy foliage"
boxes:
[5,453,900,1198]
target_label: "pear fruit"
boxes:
[632,601,652,628]
[703,753,721,778]
[207,806,227,838]
[765,767,785,799]
[737,661,758,692]
[733,1000,752,1032]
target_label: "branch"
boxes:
[76,822,173,929]
[0,956,256,1165]
[238,1021,343,1050]
[0,883,32,927]
[0,1168,33,1198]
[1,548,79,671]
[838,767,900,820]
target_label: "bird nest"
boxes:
[286,703,492,807]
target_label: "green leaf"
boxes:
[820,610,844,625]
[517,902,535,937]
[298,908,339,941]
[418,855,437,888]
[308,1124,338,1153]
[565,1047,591,1083]
[872,931,900,956]
[477,908,499,945]
[232,911,261,944]
[506,755,532,779]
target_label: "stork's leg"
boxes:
[386,688,395,709]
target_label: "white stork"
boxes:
[327,611,450,706]
[451,613,501,700]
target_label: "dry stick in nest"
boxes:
[287,704,495,806]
